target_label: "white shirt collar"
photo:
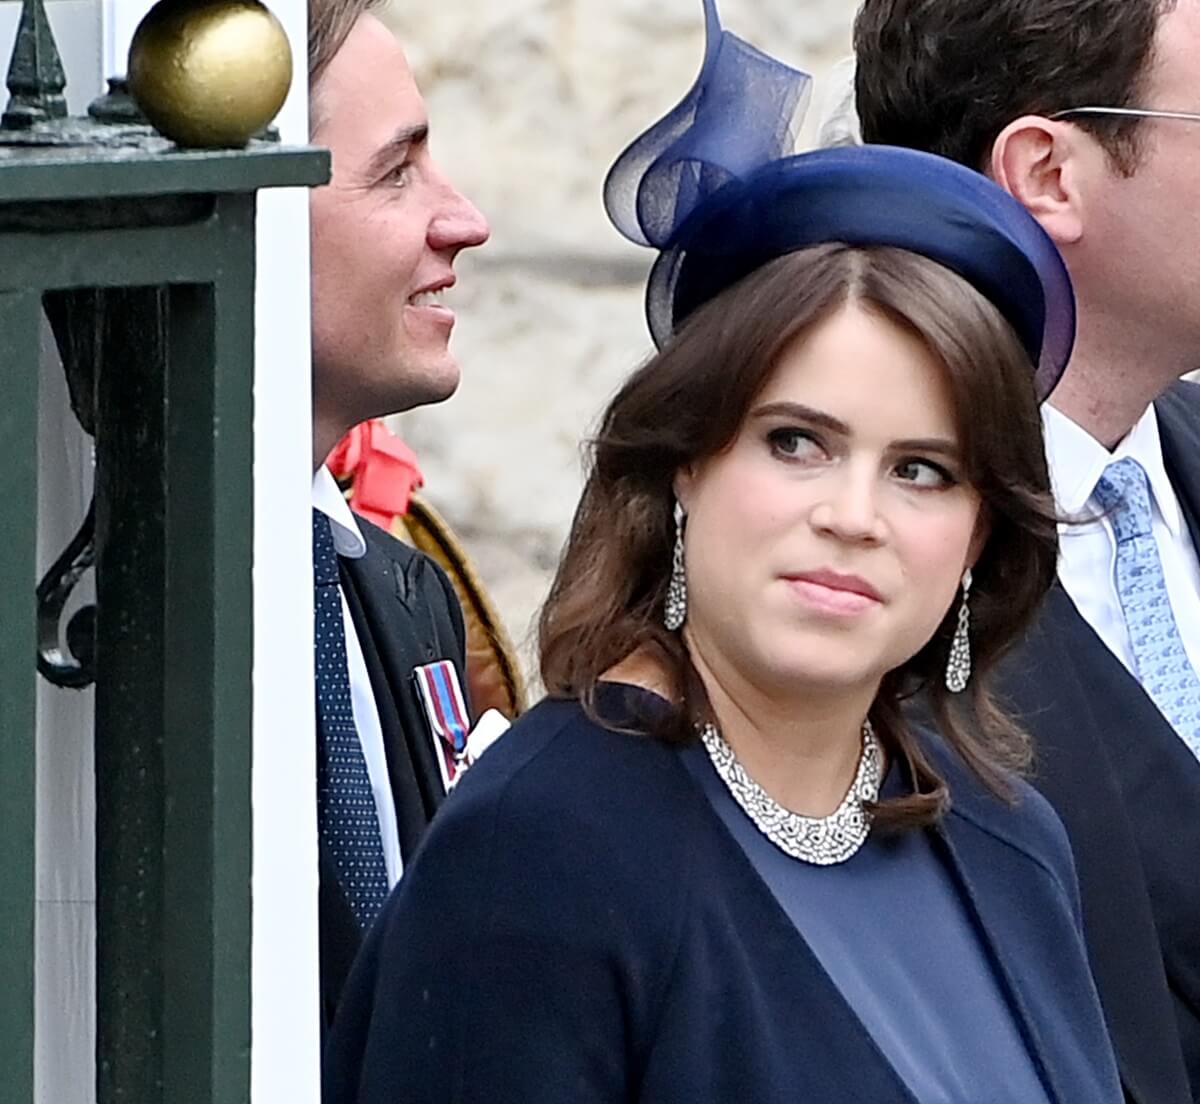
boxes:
[311,465,367,559]
[1042,402,1184,539]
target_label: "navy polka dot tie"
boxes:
[312,509,390,929]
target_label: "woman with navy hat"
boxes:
[324,3,1122,1101]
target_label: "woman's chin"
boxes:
[755,656,883,697]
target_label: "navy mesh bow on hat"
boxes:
[603,0,1076,401]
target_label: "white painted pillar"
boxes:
[247,1,323,1099]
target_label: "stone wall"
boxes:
[380,0,855,680]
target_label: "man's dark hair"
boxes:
[854,0,1176,174]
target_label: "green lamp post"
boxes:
[0,4,328,1101]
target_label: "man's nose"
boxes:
[429,178,490,252]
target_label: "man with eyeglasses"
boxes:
[854,2,1200,1102]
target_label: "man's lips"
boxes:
[407,274,456,305]
[405,278,456,327]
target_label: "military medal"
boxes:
[413,660,472,791]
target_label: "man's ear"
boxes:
[989,116,1084,247]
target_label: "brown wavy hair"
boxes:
[538,245,1058,830]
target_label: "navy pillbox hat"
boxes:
[603,0,1075,400]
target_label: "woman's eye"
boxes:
[767,427,824,460]
[894,458,954,488]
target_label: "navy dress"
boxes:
[325,685,1123,1104]
[682,743,1052,1103]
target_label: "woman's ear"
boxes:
[989,116,1085,247]
[673,466,696,512]
[966,507,992,572]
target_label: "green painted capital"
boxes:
[0,139,329,205]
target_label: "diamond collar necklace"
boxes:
[698,720,883,866]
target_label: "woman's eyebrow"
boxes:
[890,436,961,457]
[752,401,961,456]
[750,401,849,436]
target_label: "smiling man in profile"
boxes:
[306,0,489,1030]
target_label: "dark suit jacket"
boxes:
[997,380,1200,1104]
[325,688,1123,1104]
[319,517,467,1031]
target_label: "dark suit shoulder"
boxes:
[357,514,456,605]
[358,512,423,561]
[352,514,466,657]
[1161,377,1200,411]
[1157,379,1200,472]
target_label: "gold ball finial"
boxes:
[128,0,293,148]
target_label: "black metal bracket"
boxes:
[36,497,96,688]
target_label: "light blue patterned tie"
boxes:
[313,509,390,929]
[1093,458,1200,758]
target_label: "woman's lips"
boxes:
[783,572,883,617]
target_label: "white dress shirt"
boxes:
[1043,403,1200,681]
[312,466,404,886]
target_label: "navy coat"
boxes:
[325,689,1122,1104]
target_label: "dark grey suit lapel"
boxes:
[1002,380,1200,1103]
[339,535,450,858]
[1002,586,1194,1104]
[1150,380,1200,1093]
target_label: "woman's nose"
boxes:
[807,469,886,544]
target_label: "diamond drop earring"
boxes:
[664,501,687,631]
[945,568,973,693]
